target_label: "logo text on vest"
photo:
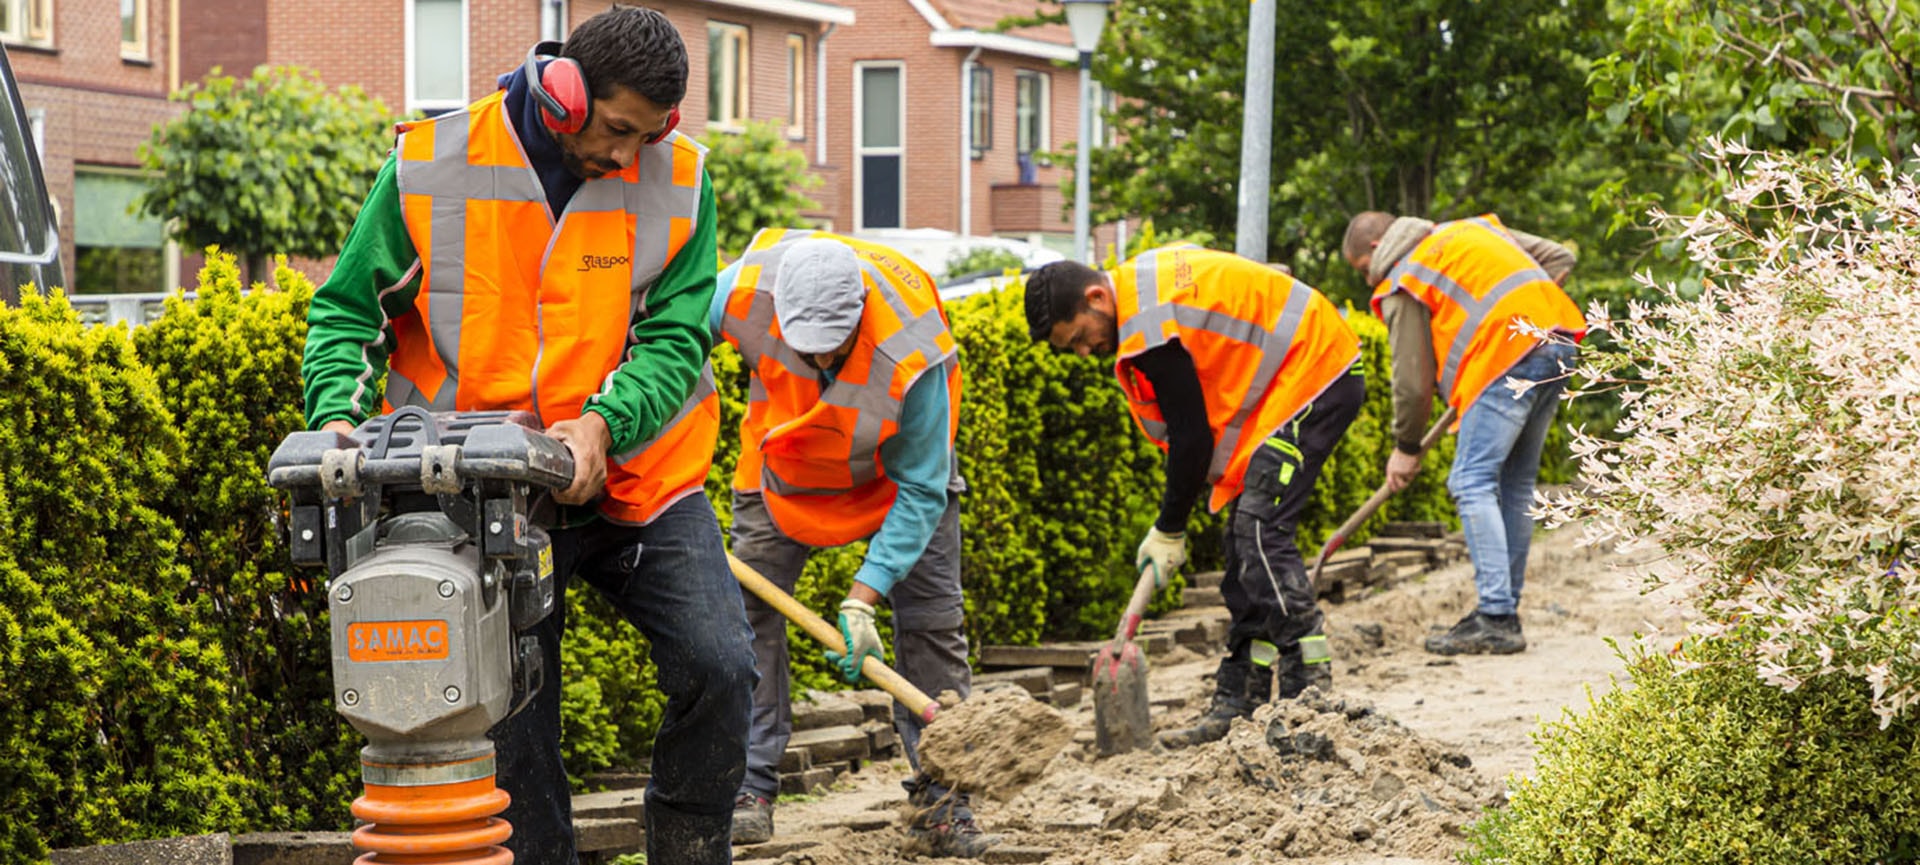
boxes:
[579,253,632,272]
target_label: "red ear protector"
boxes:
[525,40,680,143]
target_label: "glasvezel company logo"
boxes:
[580,253,631,272]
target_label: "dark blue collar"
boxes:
[498,63,582,217]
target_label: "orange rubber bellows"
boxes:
[350,775,514,864]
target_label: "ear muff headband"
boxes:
[526,41,589,135]
[525,40,681,144]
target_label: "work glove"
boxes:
[1136,527,1188,589]
[825,598,884,684]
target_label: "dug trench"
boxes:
[733,528,1683,865]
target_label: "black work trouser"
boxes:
[493,494,757,865]
[1220,369,1365,665]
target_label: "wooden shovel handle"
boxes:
[1311,406,1459,583]
[727,553,940,723]
[1115,561,1158,644]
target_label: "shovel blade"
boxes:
[1091,638,1153,756]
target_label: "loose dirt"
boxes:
[738,529,1684,864]
[916,686,1074,800]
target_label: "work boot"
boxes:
[1158,657,1253,749]
[904,775,1002,858]
[1276,634,1333,699]
[1424,611,1525,656]
[730,792,773,845]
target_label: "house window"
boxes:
[1,0,54,47]
[968,66,991,158]
[1090,80,1117,146]
[74,168,168,295]
[707,21,749,129]
[785,33,806,138]
[120,0,146,59]
[1015,70,1049,156]
[408,0,468,114]
[855,62,904,230]
[539,0,568,42]
[28,107,45,172]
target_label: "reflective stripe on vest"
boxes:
[1112,245,1360,512]
[386,90,713,525]
[1369,215,1584,417]
[722,228,961,544]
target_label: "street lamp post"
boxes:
[1063,0,1111,264]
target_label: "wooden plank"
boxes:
[1379,520,1446,538]
[973,666,1055,698]
[788,725,870,763]
[791,693,865,732]
[572,788,646,822]
[1181,586,1224,608]
[978,643,1099,670]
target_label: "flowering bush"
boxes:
[1540,139,1920,724]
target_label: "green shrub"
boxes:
[130,252,357,830]
[944,246,1026,279]
[1464,638,1920,864]
[0,288,249,859]
[702,122,821,259]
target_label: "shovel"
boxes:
[727,553,939,723]
[1311,406,1458,585]
[1091,561,1160,756]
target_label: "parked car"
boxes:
[0,45,63,303]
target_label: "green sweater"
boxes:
[302,155,721,455]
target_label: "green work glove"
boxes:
[824,598,883,684]
[1136,526,1188,589]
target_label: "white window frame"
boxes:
[27,106,45,172]
[785,32,806,139]
[1,0,55,48]
[707,20,750,131]
[1090,80,1118,147]
[968,65,992,158]
[405,0,470,115]
[72,165,180,296]
[853,60,906,232]
[120,0,147,60]
[1015,69,1050,156]
[539,0,568,42]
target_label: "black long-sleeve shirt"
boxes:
[1131,341,1213,534]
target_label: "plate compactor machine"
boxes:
[269,408,576,863]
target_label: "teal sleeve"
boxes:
[854,371,953,596]
[303,156,424,430]
[584,172,720,453]
[709,261,741,338]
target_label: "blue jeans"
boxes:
[1447,341,1578,617]
[494,493,757,865]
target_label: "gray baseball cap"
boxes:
[774,238,868,354]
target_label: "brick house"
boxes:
[7,0,1119,297]
[7,0,185,295]
[182,1,1115,256]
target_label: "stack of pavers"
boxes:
[778,689,900,796]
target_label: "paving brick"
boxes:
[788,724,870,763]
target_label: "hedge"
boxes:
[1464,639,1920,864]
[1,256,1454,851]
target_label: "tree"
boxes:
[1072,0,1618,302]
[138,67,394,284]
[702,121,820,260]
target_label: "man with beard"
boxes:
[1023,248,1362,747]
[301,7,754,863]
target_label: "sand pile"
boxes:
[993,688,1504,863]
[917,686,1074,800]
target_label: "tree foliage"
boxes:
[702,122,821,260]
[137,67,393,279]
[1082,0,1618,302]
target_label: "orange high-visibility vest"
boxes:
[1113,245,1361,513]
[386,89,718,525]
[1368,215,1586,421]
[720,228,963,547]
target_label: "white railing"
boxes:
[67,292,192,328]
